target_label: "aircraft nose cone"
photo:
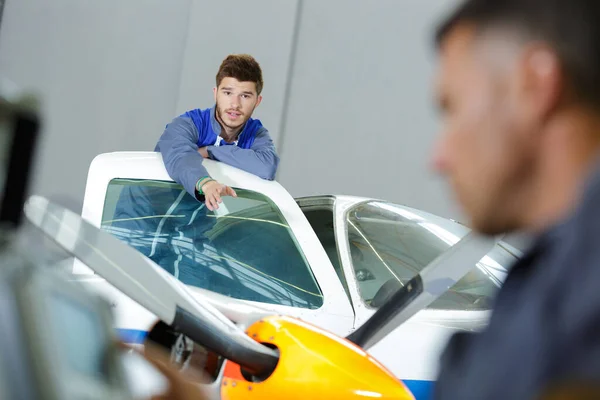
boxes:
[220,315,415,400]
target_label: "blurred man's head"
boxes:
[431,0,600,235]
[213,54,263,133]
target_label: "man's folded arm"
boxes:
[156,117,208,199]
[206,128,280,180]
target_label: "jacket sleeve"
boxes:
[206,127,280,180]
[156,116,208,199]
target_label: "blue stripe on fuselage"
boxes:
[117,328,147,344]
[402,379,434,400]
[116,328,435,400]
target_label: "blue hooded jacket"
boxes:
[156,105,279,199]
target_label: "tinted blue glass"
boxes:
[101,179,323,309]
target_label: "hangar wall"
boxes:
[0,0,192,210]
[2,0,532,247]
[276,0,460,219]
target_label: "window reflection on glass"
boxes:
[100,179,323,309]
[346,201,511,311]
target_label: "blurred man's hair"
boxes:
[215,54,264,95]
[434,0,600,109]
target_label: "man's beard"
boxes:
[216,101,253,131]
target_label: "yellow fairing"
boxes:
[221,315,414,400]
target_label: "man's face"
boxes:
[432,25,551,235]
[214,77,262,131]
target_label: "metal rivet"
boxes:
[248,386,253,391]
[223,381,228,386]
[252,333,257,338]
[232,382,237,387]
[269,336,274,340]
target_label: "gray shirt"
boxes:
[434,157,600,399]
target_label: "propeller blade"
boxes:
[24,195,279,376]
[347,231,501,350]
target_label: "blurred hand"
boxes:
[201,180,237,211]
[198,147,209,158]
[135,342,214,400]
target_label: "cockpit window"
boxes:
[345,201,514,311]
[100,179,323,309]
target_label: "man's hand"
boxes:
[201,180,237,211]
[120,341,214,400]
[198,147,209,158]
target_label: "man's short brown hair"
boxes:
[215,54,264,95]
[433,0,600,110]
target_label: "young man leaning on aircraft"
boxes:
[108,54,278,285]
[157,53,280,211]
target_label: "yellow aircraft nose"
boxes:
[220,315,415,400]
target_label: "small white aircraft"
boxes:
[52,151,521,399]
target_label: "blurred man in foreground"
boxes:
[431,0,600,399]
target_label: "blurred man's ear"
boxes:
[519,45,563,123]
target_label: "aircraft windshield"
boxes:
[99,179,323,309]
[346,201,516,310]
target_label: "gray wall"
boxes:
[1,0,529,247]
[0,0,192,211]
[277,0,460,219]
